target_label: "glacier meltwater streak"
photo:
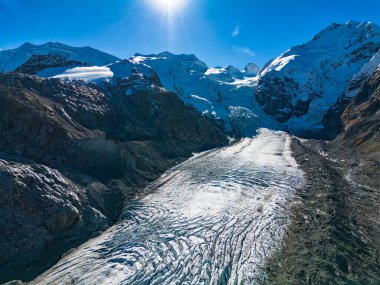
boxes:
[32,129,305,285]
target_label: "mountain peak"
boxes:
[244,63,260,77]
[257,21,380,134]
[0,42,120,72]
[20,42,36,48]
[313,21,380,41]
[157,51,176,57]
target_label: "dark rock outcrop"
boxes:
[317,68,380,152]
[15,54,83,75]
[338,69,380,158]
[0,156,111,282]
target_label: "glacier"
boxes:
[31,129,305,285]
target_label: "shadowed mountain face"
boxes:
[339,69,380,156]
[0,72,228,283]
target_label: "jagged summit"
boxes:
[308,21,380,47]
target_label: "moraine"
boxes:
[32,129,305,285]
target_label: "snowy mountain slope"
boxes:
[0,42,120,72]
[345,50,380,97]
[5,21,379,138]
[39,51,281,135]
[257,21,380,136]
[129,52,281,135]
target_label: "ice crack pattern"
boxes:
[32,129,305,285]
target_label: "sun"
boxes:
[150,0,188,13]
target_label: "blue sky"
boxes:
[0,0,379,68]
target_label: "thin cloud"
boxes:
[234,45,256,56]
[232,25,241,37]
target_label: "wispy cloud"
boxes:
[232,25,241,37]
[233,45,256,56]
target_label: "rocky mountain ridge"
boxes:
[0,71,227,283]
[2,21,378,139]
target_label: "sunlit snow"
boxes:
[32,129,305,285]
[53,66,114,82]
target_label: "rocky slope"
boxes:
[256,21,380,136]
[15,54,84,76]
[265,68,380,282]
[338,68,380,157]
[330,67,380,189]
[0,156,112,283]
[266,139,380,284]
[0,72,227,283]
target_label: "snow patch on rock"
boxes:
[53,66,114,82]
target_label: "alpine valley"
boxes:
[0,21,379,285]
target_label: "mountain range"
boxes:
[2,21,378,139]
[0,20,379,283]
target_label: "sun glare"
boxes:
[150,0,187,13]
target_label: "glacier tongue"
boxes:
[32,129,305,285]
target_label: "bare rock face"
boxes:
[317,68,380,148]
[0,72,228,282]
[0,157,110,282]
[339,69,380,158]
[15,54,83,75]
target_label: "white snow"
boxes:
[129,53,279,136]
[205,67,224,75]
[261,54,298,74]
[229,75,259,87]
[53,66,114,82]
[190,94,212,104]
